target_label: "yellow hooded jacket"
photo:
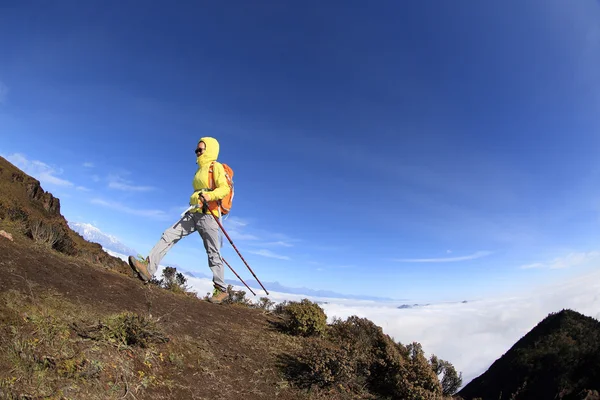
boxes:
[190,137,231,216]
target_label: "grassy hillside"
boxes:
[0,156,130,275]
[0,156,460,399]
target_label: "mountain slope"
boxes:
[0,233,310,399]
[457,309,600,400]
[0,156,315,399]
[0,156,130,275]
[0,155,459,399]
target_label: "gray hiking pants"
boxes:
[147,212,226,291]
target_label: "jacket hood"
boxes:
[196,137,219,165]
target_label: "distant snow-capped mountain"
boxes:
[69,222,138,256]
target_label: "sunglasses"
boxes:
[195,147,206,154]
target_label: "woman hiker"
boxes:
[128,137,231,304]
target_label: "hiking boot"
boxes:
[128,255,152,282]
[208,287,229,304]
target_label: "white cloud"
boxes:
[225,216,249,228]
[263,241,294,247]
[310,244,350,252]
[182,262,600,388]
[312,262,354,270]
[83,162,94,168]
[520,262,545,269]
[0,81,7,104]
[107,175,155,192]
[267,232,299,243]
[90,198,169,220]
[222,217,259,240]
[76,186,91,192]
[4,153,74,187]
[318,267,600,389]
[394,250,492,263]
[248,249,290,260]
[107,247,600,391]
[521,251,600,269]
[221,217,300,248]
[228,230,259,241]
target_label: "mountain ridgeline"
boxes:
[458,309,600,400]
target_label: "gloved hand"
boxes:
[189,191,211,206]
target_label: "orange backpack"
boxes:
[208,161,234,215]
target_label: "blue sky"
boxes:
[1,1,600,302]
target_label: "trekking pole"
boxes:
[183,204,257,295]
[200,198,270,295]
[222,256,256,296]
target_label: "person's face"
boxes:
[195,142,206,156]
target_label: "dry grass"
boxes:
[0,155,462,400]
[28,220,63,249]
[0,289,177,399]
[0,287,292,399]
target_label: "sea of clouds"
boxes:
[106,250,600,387]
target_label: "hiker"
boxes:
[128,137,231,304]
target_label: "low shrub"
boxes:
[225,285,253,306]
[280,299,327,337]
[26,219,76,255]
[28,220,62,248]
[255,297,275,311]
[6,203,28,222]
[73,312,169,349]
[297,338,354,387]
[103,312,169,348]
[291,315,447,399]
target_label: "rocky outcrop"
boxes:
[0,155,130,276]
[25,179,61,215]
[3,167,62,216]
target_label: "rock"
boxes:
[25,180,61,215]
[0,230,14,241]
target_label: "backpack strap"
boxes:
[208,161,215,190]
[207,161,222,216]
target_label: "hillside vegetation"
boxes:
[457,309,600,400]
[0,155,461,399]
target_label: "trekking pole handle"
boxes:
[199,196,209,209]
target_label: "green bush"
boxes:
[293,315,445,399]
[281,299,327,337]
[225,285,253,306]
[297,338,354,387]
[255,297,275,311]
[160,266,189,293]
[273,300,290,315]
[151,266,197,297]
[430,354,462,396]
[6,203,28,222]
